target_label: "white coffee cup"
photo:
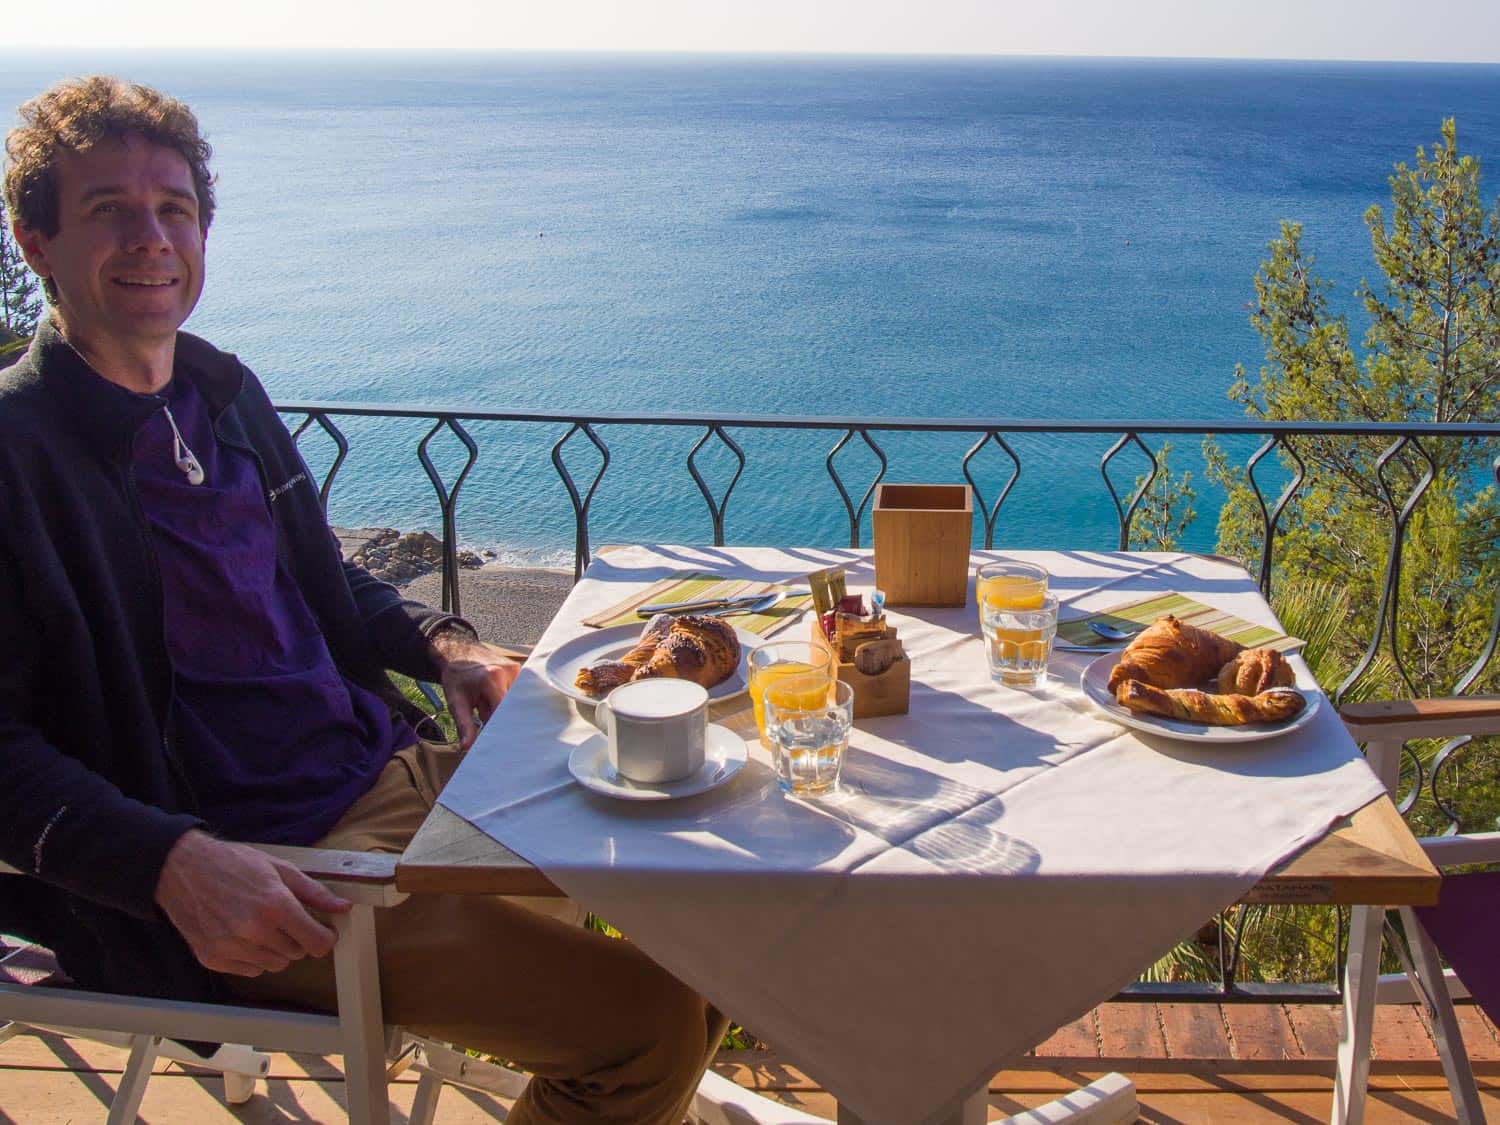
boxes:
[595,678,708,784]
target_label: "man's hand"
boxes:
[431,630,522,749]
[154,830,350,977]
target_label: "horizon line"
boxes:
[4,45,1500,67]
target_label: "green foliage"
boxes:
[1126,441,1197,552]
[1207,118,1500,700]
[0,202,42,340]
[1269,578,1402,703]
[389,672,458,742]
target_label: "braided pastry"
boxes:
[1107,615,1245,693]
[1114,680,1306,726]
[1215,648,1296,695]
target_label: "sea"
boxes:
[4,51,1499,568]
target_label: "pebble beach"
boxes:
[335,527,572,648]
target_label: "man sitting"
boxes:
[1,75,724,1123]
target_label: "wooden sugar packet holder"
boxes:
[810,619,911,718]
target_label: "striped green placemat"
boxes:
[1056,591,1303,652]
[581,571,813,638]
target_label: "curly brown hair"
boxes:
[3,75,215,238]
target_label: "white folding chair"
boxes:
[1334,696,1500,1125]
[0,845,517,1124]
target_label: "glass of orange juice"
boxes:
[975,559,1048,629]
[748,642,834,746]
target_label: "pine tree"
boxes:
[1206,119,1500,698]
[0,201,43,343]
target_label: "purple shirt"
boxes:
[132,372,412,845]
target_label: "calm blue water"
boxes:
[5,51,1499,566]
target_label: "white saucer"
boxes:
[567,723,749,801]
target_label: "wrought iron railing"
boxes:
[279,401,1500,1003]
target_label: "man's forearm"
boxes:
[0,722,203,918]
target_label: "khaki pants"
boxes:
[228,740,728,1124]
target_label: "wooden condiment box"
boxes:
[872,483,973,607]
[811,621,911,719]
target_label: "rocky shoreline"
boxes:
[335,527,494,585]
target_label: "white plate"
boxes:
[1079,651,1322,744]
[567,724,749,801]
[542,623,758,704]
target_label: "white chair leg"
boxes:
[106,1033,161,1125]
[333,903,391,1125]
[409,1069,446,1125]
[1333,903,1385,1125]
[1398,905,1485,1123]
[223,1068,257,1105]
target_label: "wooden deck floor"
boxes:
[3,1001,1499,1122]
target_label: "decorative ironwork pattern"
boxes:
[1245,435,1306,598]
[288,411,350,511]
[415,417,479,615]
[1338,437,1436,703]
[687,425,746,546]
[1100,432,1157,550]
[826,427,888,548]
[276,401,1500,676]
[551,422,610,581]
[962,431,1022,549]
[1454,452,1500,695]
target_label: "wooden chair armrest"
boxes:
[1340,695,1500,741]
[4,846,402,909]
[253,845,396,885]
[252,845,403,907]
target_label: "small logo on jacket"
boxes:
[268,472,308,503]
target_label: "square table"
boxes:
[399,546,1438,1125]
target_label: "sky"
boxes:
[3,0,1500,63]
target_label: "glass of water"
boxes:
[982,593,1059,688]
[764,679,855,798]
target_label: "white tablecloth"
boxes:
[439,546,1388,1125]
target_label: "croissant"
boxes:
[574,613,741,697]
[574,613,674,696]
[1114,679,1306,726]
[1106,615,1244,693]
[1216,647,1296,695]
[634,613,741,689]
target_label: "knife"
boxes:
[636,592,773,615]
